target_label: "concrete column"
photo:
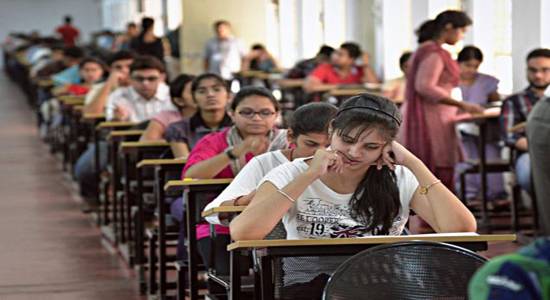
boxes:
[511,0,550,91]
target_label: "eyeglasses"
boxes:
[237,109,276,119]
[132,75,160,83]
[527,67,550,74]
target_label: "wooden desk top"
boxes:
[82,113,105,120]
[202,205,246,217]
[276,79,305,89]
[96,121,136,130]
[107,130,143,140]
[456,107,501,123]
[508,121,526,133]
[120,141,170,149]
[227,233,516,251]
[137,158,187,168]
[164,178,233,192]
[60,98,85,106]
[37,79,54,87]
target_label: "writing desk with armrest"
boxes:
[228,233,517,300]
[164,178,233,300]
[136,158,187,296]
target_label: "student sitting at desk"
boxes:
[203,102,338,225]
[455,46,507,202]
[139,74,196,142]
[241,43,280,73]
[303,42,379,94]
[163,73,233,157]
[173,87,287,286]
[230,94,476,298]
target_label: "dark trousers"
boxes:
[527,98,550,236]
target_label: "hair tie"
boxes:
[336,105,402,126]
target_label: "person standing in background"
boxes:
[55,16,80,47]
[130,17,165,63]
[204,20,245,80]
[402,10,483,191]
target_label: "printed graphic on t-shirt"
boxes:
[295,198,405,238]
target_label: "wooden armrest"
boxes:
[137,158,187,168]
[107,130,144,140]
[72,105,84,113]
[37,79,54,87]
[96,121,136,130]
[276,79,305,89]
[202,206,246,217]
[164,178,233,192]
[120,141,170,148]
[508,122,526,133]
[329,88,368,97]
[83,113,106,120]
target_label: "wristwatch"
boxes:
[224,147,238,160]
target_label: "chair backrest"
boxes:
[322,241,488,300]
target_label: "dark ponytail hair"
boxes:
[457,45,483,62]
[332,94,402,235]
[416,10,472,43]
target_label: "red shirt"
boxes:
[66,84,89,96]
[56,25,80,46]
[310,63,364,85]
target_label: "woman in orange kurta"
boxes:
[402,10,483,191]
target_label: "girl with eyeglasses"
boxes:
[173,86,287,285]
[230,94,476,299]
[203,102,337,226]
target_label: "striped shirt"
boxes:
[500,87,543,146]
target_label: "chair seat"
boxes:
[460,158,511,173]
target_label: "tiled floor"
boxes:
[0,74,143,300]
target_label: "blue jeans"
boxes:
[515,153,531,194]
[74,142,108,199]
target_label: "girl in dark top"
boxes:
[130,17,165,62]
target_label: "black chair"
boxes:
[322,241,487,300]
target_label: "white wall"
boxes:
[0,0,102,44]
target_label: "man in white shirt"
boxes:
[83,50,135,114]
[75,55,175,210]
[106,55,176,122]
[203,20,245,80]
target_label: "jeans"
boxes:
[74,142,108,200]
[515,153,531,195]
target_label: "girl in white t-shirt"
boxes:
[230,93,477,298]
[204,102,338,225]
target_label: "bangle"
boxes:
[419,179,442,195]
[276,189,296,203]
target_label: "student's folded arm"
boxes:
[204,157,265,225]
[183,137,230,179]
[407,157,477,233]
[84,81,115,115]
[362,65,380,84]
[230,170,318,241]
[169,142,190,159]
[303,75,336,93]
[140,120,166,142]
